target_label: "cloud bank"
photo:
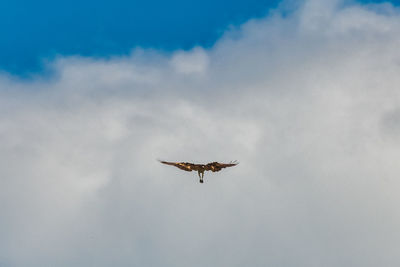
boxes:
[1,0,400,266]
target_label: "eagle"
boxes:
[159,160,238,183]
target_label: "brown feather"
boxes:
[159,160,238,173]
[159,161,194,172]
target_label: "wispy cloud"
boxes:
[1,0,400,266]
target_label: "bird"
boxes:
[159,160,238,183]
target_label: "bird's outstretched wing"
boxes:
[206,161,239,172]
[159,160,194,172]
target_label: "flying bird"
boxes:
[159,160,238,183]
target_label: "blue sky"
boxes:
[1,0,398,75]
[0,0,280,75]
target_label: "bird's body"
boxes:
[159,160,238,183]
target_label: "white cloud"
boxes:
[1,0,400,266]
[170,47,209,74]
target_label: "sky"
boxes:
[0,0,281,75]
[1,0,400,266]
[0,0,397,75]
